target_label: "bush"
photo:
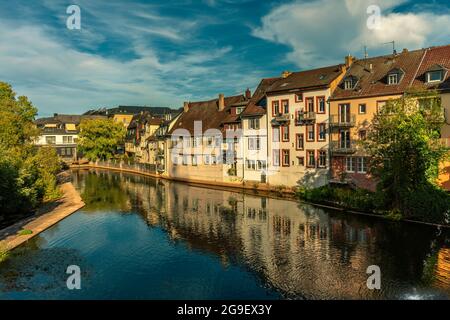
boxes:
[401,183,450,224]
[298,185,376,211]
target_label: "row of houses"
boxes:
[128,44,450,191]
[35,44,450,191]
[35,106,179,162]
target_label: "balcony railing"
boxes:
[330,141,357,155]
[295,111,316,125]
[271,113,290,126]
[330,114,356,128]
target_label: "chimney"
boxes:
[281,71,292,79]
[218,94,225,111]
[183,101,189,113]
[345,55,355,68]
[54,113,58,118]
[245,88,251,99]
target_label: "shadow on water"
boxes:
[1,168,449,300]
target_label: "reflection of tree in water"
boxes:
[0,239,90,295]
[79,171,131,212]
[72,170,450,299]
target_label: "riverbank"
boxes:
[70,163,297,197]
[72,164,450,229]
[0,182,85,253]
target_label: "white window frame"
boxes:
[388,73,398,85]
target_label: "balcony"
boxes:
[330,114,356,128]
[295,111,316,125]
[271,113,290,126]
[330,141,357,155]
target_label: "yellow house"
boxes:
[330,45,450,191]
[329,48,425,191]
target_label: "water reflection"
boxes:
[72,169,450,299]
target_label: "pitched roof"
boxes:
[267,64,345,94]
[84,106,180,116]
[127,112,164,129]
[411,45,450,92]
[241,77,281,117]
[169,95,246,136]
[331,48,427,100]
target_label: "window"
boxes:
[273,127,280,142]
[63,136,73,144]
[317,96,326,114]
[249,118,260,130]
[192,155,198,166]
[215,137,221,147]
[388,73,398,85]
[60,148,66,156]
[297,157,305,166]
[273,150,280,167]
[281,100,289,114]
[66,148,73,156]
[306,97,314,112]
[236,107,244,115]
[296,134,304,150]
[204,155,210,165]
[359,130,367,140]
[211,155,217,165]
[246,160,257,170]
[377,101,387,113]
[306,125,315,142]
[344,78,354,90]
[345,157,355,172]
[272,101,280,116]
[306,150,315,168]
[318,151,327,168]
[317,123,326,141]
[282,150,290,167]
[281,125,289,142]
[182,155,188,166]
[257,160,267,170]
[357,157,367,173]
[248,137,261,150]
[359,104,367,114]
[45,136,56,144]
[192,137,197,147]
[427,70,444,83]
[295,93,303,102]
[207,137,213,146]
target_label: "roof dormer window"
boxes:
[386,68,404,85]
[427,70,444,83]
[425,64,446,83]
[343,76,357,90]
[388,73,398,85]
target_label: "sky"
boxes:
[1,0,449,117]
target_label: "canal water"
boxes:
[0,169,449,300]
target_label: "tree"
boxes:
[78,118,126,161]
[363,90,450,222]
[0,81,61,216]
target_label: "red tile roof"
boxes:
[169,95,246,135]
[331,49,427,100]
[411,45,450,92]
[267,64,345,94]
[241,77,281,117]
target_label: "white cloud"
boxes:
[0,1,263,117]
[253,0,450,68]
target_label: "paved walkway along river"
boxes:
[0,183,85,252]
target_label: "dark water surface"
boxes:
[0,169,449,300]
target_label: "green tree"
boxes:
[78,118,126,161]
[0,81,61,216]
[363,90,450,222]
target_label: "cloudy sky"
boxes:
[1,0,449,116]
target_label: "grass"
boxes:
[18,229,33,236]
[0,244,9,263]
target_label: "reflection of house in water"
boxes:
[435,248,450,289]
[76,170,449,299]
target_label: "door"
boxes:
[340,130,351,149]
[339,104,350,123]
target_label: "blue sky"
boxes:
[1,0,449,117]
